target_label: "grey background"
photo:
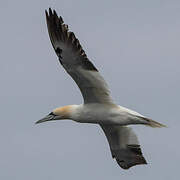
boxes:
[0,0,179,179]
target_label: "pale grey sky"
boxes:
[0,0,179,179]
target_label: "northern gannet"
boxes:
[36,8,166,169]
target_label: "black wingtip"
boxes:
[45,8,94,70]
[45,9,48,19]
[59,16,64,24]
[53,9,58,17]
[112,145,148,169]
[46,8,64,24]
[49,7,53,16]
[116,156,147,170]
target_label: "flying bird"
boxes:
[36,8,166,169]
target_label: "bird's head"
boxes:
[36,105,74,124]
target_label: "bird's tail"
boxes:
[140,116,167,128]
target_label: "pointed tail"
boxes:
[147,119,167,128]
[138,116,167,128]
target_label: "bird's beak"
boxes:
[35,114,56,124]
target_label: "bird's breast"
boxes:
[71,103,119,124]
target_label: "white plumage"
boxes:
[36,8,166,169]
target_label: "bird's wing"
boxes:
[45,8,113,104]
[100,125,147,169]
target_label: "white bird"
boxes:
[36,8,166,169]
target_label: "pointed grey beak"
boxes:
[35,114,55,124]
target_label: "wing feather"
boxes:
[100,125,147,169]
[46,8,113,104]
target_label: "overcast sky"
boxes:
[0,0,180,179]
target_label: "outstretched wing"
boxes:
[45,8,113,104]
[100,125,147,169]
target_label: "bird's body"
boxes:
[70,104,122,124]
[55,104,145,126]
[36,8,166,169]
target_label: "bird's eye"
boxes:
[49,112,55,116]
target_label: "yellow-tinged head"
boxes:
[36,105,77,124]
[53,105,73,119]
